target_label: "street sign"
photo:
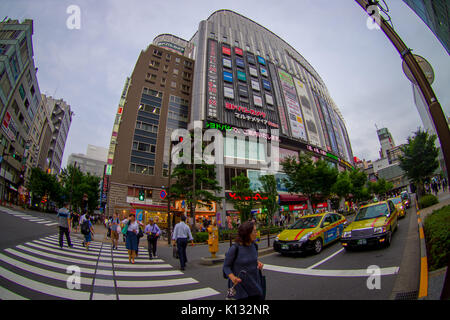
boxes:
[402,54,434,85]
[160,190,167,200]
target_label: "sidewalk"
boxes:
[418,190,450,300]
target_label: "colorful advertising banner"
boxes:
[318,96,339,155]
[268,63,289,136]
[312,92,331,151]
[293,78,321,147]
[278,69,307,141]
[207,39,218,119]
[328,105,346,158]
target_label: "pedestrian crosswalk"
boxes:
[0,208,58,226]
[0,234,220,300]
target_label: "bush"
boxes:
[419,194,439,209]
[424,205,450,271]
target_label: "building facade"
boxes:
[0,19,42,204]
[44,95,73,175]
[105,43,194,226]
[403,0,449,54]
[106,10,355,226]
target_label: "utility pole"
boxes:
[167,141,173,245]
[355,0,450,179]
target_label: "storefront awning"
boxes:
[278,194,308,202]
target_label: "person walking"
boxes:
[80,213,94,251]
[172,215,194,270]
[145,217,161,259]
[109,213,120,250]
[223,221,265,301]
[57,203,73,249]
[122,213,140,264]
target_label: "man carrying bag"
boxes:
[144,217,161,259]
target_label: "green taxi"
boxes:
[340,200,399,250]
[273,212,348,255]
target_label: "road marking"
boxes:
[44,223,58,226]
[4,248,96,274]
[307,248,345,269]
[114,270,183,277]
[263,264,399,277]
[419,256,428,298]
[0,253,94,286]
[0,265,91,300]
[0,286,28,300]
[16,245,98,266]
[119,287,220,300]
[116,278,198,288]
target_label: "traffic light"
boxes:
[139,189,145,201]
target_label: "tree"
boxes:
[349,169,371,204]
[399,128,439,197]
[314,159,339,204]
[27,167,62,210]
[332,170,353,208]
[229,173,255,223]
[170,160,222,232]
[368,178,394,199]
[281,154,318,212]
[258,174,279,226]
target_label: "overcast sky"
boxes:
[2,0,449,167]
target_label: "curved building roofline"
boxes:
[189,9,325,86]
[153,33,189,44]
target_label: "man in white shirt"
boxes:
[172,215,194,271]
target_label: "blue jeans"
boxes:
[176,238,188,268]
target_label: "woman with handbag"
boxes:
[121,213,140,264]
[223,221,265,300]
[144,217,161,259]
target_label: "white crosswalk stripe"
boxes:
[0,208,56,227]
[0,234,220,300]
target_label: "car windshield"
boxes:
[289,216,322,229]
[390,198,402,205]
[355,204,389,221]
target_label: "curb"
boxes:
[417,209,428,300]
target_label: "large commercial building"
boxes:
[403,0,450,54]
[67,145,107,177]
[106,10,355,226]
[0,19,42,204]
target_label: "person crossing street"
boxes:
[172,215,194,271]
[145,217,161,259]
[57,202,73,249]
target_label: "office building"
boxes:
[67,145,107,177]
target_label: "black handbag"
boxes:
[137,227,144,239]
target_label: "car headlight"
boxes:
[400,205,403,210]
[299,232,313,242]
[373,227,386,234]
[342,231,352,238]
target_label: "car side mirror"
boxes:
[323,222,330,227]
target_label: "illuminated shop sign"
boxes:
[224,86,234,99]
[207,39,218,119]
[226,192,269,201]
[235,47,243,56]
[249,66,258,77]
[247,54,256,65]
[223,71,233,83]
[237,70,247,82]
[251,79,260,91]
[225,102,266,118]
[157,41,185,54]
[222,46,231,55]
[262,79,271,91]
[223,57,232,68]
[205,121,280,141]
[260,67,268,77]
[265,93,274,105]
[253,95,263,107]
[257,56,266,65]
[236,57,245,68]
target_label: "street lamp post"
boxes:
[355,0,450,178]
[167,141,173,245]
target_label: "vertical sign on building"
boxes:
[206,39,218,119]
[312,92,331,152]
[278,69,307,141]
[329,107,346,159]
[293,78,321,147]
[268,63,289,136]
[318,97,339,155]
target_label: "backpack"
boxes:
[81,220,90,235]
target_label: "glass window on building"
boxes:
[0,69,12,97]
[19,38,29,65]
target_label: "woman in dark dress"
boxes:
[223,221,264,300]
[121,213,141,264]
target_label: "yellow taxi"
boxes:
[273,212,348,255]
[340,200,399,250]
[388,196,406,218]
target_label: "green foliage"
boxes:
[193,232,209,243]
[59,165,101,213]
[230,173,254,222]
[258,174,279,225]
[368,178,394,198]
[424,205,450,271]
[418,194,439,209]
[27,167,62,208]
[332,170,353,200]
[282,154,338,209]
[399,129,439,196]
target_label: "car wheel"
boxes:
[313,238,323,254]
[385,230,392,247]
